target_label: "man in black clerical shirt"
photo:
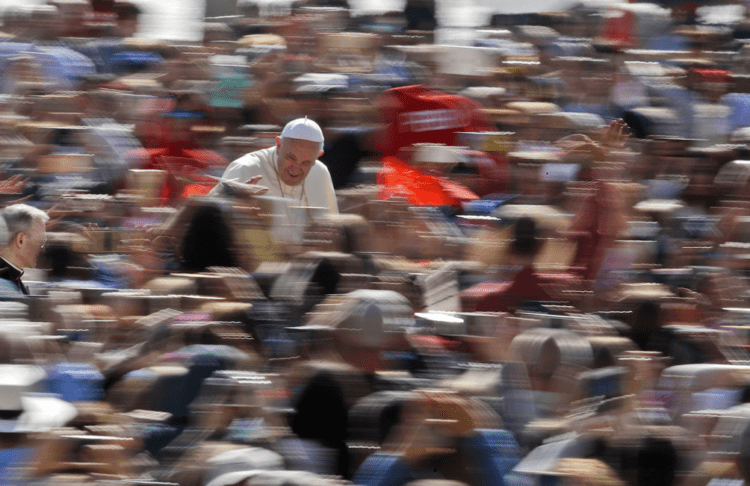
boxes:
[0,204,49,295]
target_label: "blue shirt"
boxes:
[353,429,522,486]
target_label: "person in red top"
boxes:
[474,217,553,313]
[377,85,496,157]
[560,120,630,281]
[127,91,227,203]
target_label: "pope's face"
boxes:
[275,136,323,187]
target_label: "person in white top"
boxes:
[210,117,339,220]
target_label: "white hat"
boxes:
[0,364,78,433]
[280,117,324,145]
[203,447,284,486]
[207,470,338,486]
[294,289,415,349]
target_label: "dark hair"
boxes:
[511,217,539,257]
[622,110,649,139]
[309,258,340,297]
[291,372,347,443]
[90,0,115,13]
[633,301,660,332]
[290,372,349,478]
[45,243,73,278]
[636,437,678,486]
[739,424,750,481]
[113,1,141,20]
[180,203,237,272]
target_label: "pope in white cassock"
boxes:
[210,117,339,241]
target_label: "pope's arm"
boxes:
[208,154,264,196]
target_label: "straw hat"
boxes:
[142,276,198,296]
[199,302,254,322]
[505,101,560,115]
[482,108,528,127]
[238,34,287,48]
[506,151,561,164]
[551,458,626,486]
[614,282,675,303]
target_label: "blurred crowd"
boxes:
[4,0,750,485]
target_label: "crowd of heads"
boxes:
[1,0,750,486]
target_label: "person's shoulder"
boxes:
[309,161,335,188]
[312,159,333,175]
[231,146,275,166]
[0,260,12,278]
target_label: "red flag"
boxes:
[378,156,478,207]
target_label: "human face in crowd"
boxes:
[17,218,46,269]
[275,136,323,187]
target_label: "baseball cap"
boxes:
[290,289,415,349]
[280,117,324,145]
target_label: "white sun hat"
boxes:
[0,364,78,433]
[206,469,340,486]
[202,447,284,486]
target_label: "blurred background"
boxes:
[4,0,616,42]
